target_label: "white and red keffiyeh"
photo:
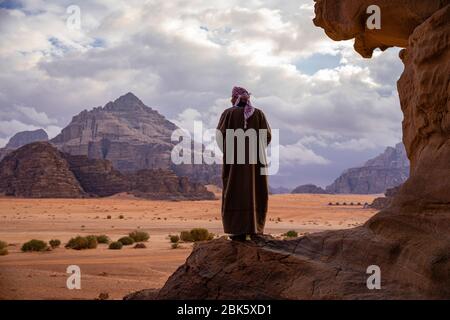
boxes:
[232,86,255,129]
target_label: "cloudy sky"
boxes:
[0,0,405,188]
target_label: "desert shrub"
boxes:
[134,243,147,249]
[284,230,298,238]
[190,228,211,242]
[170,235,180,243]
[22,239,48,252]
[0,241,8,256]
[109,242,123,250]
[119,215,125,219]
[66,236,98,250]
[180,231,193,242]
[118,236,135,246]
[49,239,61,249]
[129,231,150,242]
[95,235,110,244]
[171,243,180,249]
[107,215,112,219]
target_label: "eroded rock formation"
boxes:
[0,129,48,162]
[128,2,450,300]
[51,92,221,185]
[326,143,409,194]
[291,184,328,194]
[0,142,215,200]
[0,142,85,198]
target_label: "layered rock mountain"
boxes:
[0,129,48,162]
[0,142,85,198]
[128,1,450,300]
[0,142,215,200]
[51,92,221,185]
[326,143,409,194]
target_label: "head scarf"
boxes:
[232,86,255,129]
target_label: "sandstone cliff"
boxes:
[51,92,221,185]
[326,143,409,194]
[128,1,450,300]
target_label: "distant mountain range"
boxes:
[0,93,410,196]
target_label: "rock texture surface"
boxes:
[326,143,409,194]
[128,3,450,300]
[51,92,221,185]
[0,142,85,198]
[291,184,328,194]
[0,142,215,200]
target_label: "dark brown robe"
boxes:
[216,106,272,235]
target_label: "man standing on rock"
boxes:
[216,87,272,241]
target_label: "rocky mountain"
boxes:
[51,92,221,185]
[269,186,291,195]
[6,129,48,149]
[0,142,85,198]
[0,129,48,161]
[291,184,328,194]
[0,142,215,200]
[326,143,410,194]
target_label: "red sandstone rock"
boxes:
[0,142,85,198]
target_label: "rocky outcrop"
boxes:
[369,186,402,210]
[291,184,328,194]
[127,2,450,300]
[0,129,48,162]
[326,143,409,194]
[0,142,214,200]
[269,186,291,195]
[51,92,221,185]
[129,169,215,201]
[63,154,130,197]
[0,142,85,198]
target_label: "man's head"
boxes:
[231,87,250,107]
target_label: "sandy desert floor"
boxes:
[0,193,379,300]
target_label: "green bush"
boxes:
[134,243,147,249]
[118,236,135,246]
[95,235,110,244]
[0,240,7,250]
[190,228,212,242]
[49,239,61,249]
[129,231,150,242]
[22,239,48,252]
[284,230,298,238]
[109,242,123,250]
[170,235,180,243]
[171,243,180,249]
[0,241,8,256]
[180,231,194,242]
[65,236,98,250]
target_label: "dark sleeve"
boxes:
[216,111,227,153]
[259,111,272,145]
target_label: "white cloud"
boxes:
[0,0,405,186]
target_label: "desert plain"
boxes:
[0,192,379,300]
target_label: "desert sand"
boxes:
[0,193,379,300]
